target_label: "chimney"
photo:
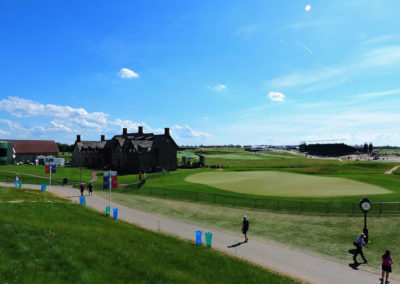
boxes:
[76,135,81,142]
[164,127,170,136]
[101,135,105,141]
[122,128,127,137]
[138,126,143,135]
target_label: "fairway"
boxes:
[185,171,392,197]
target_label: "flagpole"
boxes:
[108,170,111,213]
[50,162,52,188]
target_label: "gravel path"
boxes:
[1,181,398,284]
[385,165,400,174]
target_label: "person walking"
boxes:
[353,233,368,264]
[88,182,93,196]
[80,183,85,196]
[380,250,393,284]
[242,215,249,243]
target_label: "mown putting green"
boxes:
[185,171,392,197]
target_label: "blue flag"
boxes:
[103,172,110,189]
[51,164,56,173]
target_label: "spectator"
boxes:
[242,215,249,243]
[80,183,85,196]
[88,182,93,196]
[380,250,393,284]
[353,233,368,264]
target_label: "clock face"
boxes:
[361,202,371,211]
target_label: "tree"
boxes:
[369,142,373,153]
[363,142,368,153]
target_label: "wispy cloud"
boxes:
[118,67,139,79]
[363,35,394,45]
[282,18,329,30]
[208,84,227,92]
[295,41,313,54]
[355,88,400,98]
[267,45,400,91]
[268,91,285,102]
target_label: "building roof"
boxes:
[74,128,178,152]
[0,140,59,154]
[75,141,108,151]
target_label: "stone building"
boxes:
[71,127,178,173]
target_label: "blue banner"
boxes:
[103,172,110,189]
[51,164,56,173]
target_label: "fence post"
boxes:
[379,202,383,215]
[276,200,280,211]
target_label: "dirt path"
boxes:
[1,181,398,284]
[90,171,99,183]
[385,165,399,174]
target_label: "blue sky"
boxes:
[1,0,400,146]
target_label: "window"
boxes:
[0,148,6,157]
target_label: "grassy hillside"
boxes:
[0,187,299,284]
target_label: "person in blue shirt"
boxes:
[353,233,368,263]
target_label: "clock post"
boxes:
[359,197,371,242]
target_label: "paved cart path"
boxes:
[385,165,400,174]
[1,182,398,284]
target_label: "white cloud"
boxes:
[0,97,213,144]
[171,125,213,140]
[305,5,311,12]
[203,117,209,120]
[118,67,139,79]
[0,97,109,123]
[209,84,226,92]
[50,121,74,132]
[268,91,286,102]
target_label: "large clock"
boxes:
[359,197,371,212]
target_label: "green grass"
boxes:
[0,187,299,284]
[0,165,93,183]
[185,171,391,197]
[96,191,400,277]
